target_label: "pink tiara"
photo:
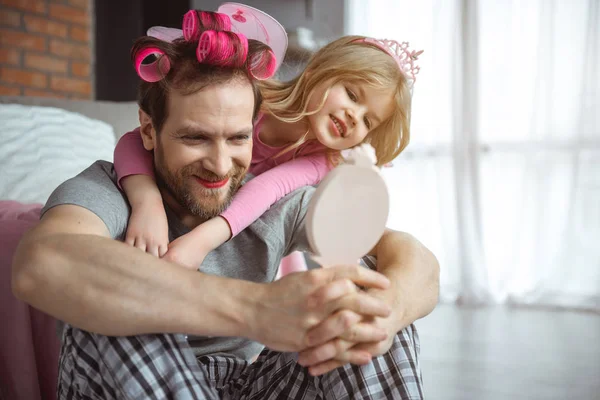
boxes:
[359,38,423,84]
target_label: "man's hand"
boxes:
[246,266,392,357]
[297,229,440,376]
[297,287,399,376]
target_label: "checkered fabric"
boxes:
[56,322,422,400]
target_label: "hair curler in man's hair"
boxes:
[133,8,280,83]
[196,30,248,68]
[182,10,231,41]
[247,40,276,80]
[131,37,175,83]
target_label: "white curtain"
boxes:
[346,0,600,311]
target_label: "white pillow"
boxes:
[0,104,116,204]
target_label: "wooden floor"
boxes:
[415,305,600,400]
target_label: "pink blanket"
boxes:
[0,200,59,400]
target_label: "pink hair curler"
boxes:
[146,4,288,74]
[183,10,232,41]
[248,48,277,80]
[182,10,200,41]
[134,47,171,82]
[196,30,216,62]
[196,30,248,67]
[200,9,231,31]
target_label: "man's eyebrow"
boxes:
[172,126,253,138]
[172,126,214,137]
[229,128,254,137]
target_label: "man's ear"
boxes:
[138,109,157,151]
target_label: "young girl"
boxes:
[116,11,422,269]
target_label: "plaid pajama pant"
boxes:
[57,323,423,399]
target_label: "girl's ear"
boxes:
[138,109,157,151]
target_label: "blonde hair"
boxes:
[258,35,412,167]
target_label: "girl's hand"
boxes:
[125,199,169,258]
[162,233,210,269]
[121,174,169,257]
[163,217,232,269]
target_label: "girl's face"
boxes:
[306,79,395,150]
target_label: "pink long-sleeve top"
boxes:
[113,116,332,237]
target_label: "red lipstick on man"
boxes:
[196,177,229,189]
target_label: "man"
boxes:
[12,32,439,399]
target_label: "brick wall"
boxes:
[0,0,93,99]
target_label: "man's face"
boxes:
[143,79,255,220]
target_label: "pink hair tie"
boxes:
[357,38,423,84]
[134,47,171,82]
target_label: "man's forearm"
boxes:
[371,230,440,330]
[12,231,256,337]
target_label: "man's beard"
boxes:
[154,150,246,220]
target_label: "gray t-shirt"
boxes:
[42,160,314,360]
